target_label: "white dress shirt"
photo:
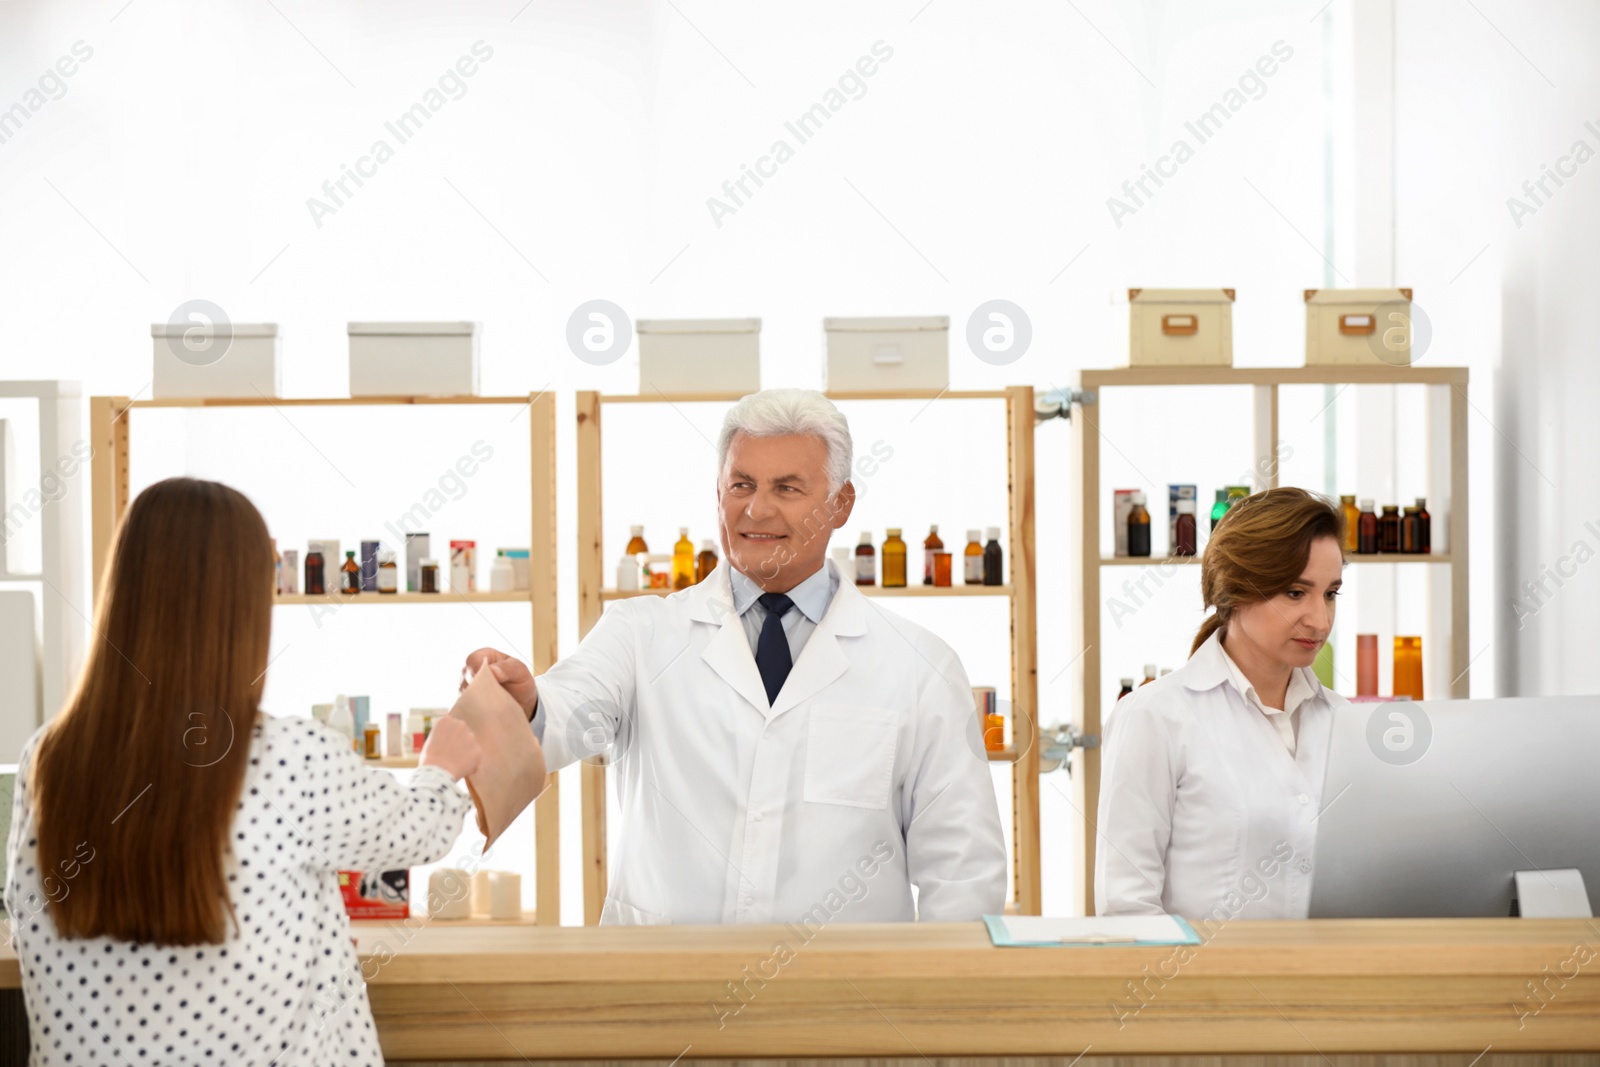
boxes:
[1095,630,1344,922]
[530,559,1006,925]
[729,560,835,662]
[1217,640,1319,754]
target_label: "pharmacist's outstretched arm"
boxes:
[462,647,538,720]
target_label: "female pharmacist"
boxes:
[4,478,484,1066]
[1095,487,1348,920]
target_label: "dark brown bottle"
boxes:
[1414,497,1431,554]
[1172,499,1198,557]
[305,549,325,595]
[982,527,1003,586]
[1356,500,1378,554]
[1378,505,1401,553]
[1401,507,1422,554]
[922,525,942,585]
[1127,493,1151,558]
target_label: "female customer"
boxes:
[4,478,483,1065]
[1095,487,1348,921]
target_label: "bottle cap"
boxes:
[679,527,689,536]
[929,524,938,533]
[700,539,715,551]
[1143,663,1157,676]
[630,525,644,536]
[345,550,356,558]
[859,531,872,544]
[1341,494,1355,503]
[1358,498,1374,510]
[421,557,438,566]
[1176,499,1196,514]
[986,526,1001,540]
[886,527,901,537]
[1119,677,1134,687]
[378,549,394,563]
[1415,497,1427,507]
[1131,492,1147,504]
[967,529,981,541]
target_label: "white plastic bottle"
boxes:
[489,554,515,593]
[328,694,357,752]
[616,553,640,591]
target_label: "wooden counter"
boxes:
[5,919,1598,1061]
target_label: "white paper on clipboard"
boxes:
[983,913,1200,947]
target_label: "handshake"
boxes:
[414,647,546,847]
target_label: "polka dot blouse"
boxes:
[4,714,470,1065]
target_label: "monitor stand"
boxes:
[1513,869,1593,918]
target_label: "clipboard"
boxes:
[982,913,1201,947]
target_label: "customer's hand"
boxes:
[418,716,484,781]
[462,648,538,721]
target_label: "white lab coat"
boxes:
[535,559,1007,925]
[1094,630,1343,922]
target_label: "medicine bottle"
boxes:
[855,532,875,586]
[1127,494,1152,558]
[420,559,440,594]
[1413,497,1431,554]
[341,551,361,595]
[625,526,648,556]
[963,530,983,584]
[672,528,695,590]
[923,525,942,586]
[376,550,398,594]
[305,548,325,596]
[882,529,907,588]
[1210,489,1230,533]
[1378,505,1401,554]
[696,540,718,583]
[1173,499,1198,557]
[1340,495,1360,554]
[983,527,1004,586]
[1356,500,1379,554]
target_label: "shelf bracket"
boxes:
[1033,387,1092,424]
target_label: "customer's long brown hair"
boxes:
[1191,487,1344,655]
[32,478,273,944]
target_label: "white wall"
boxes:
[1393,0,1600,696]
[11,0,1567,919]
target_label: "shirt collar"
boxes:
[1215,636,1320,716]
[1184,628,1323,712]
[729,561,835,625]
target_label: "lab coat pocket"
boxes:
[804,704,897,810]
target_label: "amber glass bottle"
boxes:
[922,525,942,586]
[882,529,907,587]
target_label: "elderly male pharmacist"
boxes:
[463,388,1006,925]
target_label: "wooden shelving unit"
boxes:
[1067,365,1470,915]
[574,387,1041,923]
[86,392,563,926]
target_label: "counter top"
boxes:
[6,919,1598,1058]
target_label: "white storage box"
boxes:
[1121,289,1234,367]
[348,322,479,397]
[1304,288,1414,366]
[824,316,949,392]
[637,318,760,395]
[152,322,280,399]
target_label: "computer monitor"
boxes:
[1310,694,1600,918]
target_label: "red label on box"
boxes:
[339,869,410,920]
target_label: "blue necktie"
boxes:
[755,593,795,705]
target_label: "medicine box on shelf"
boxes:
[1304,288,1414,367]
[1120,289,1234,367]
[637,318,760,395]
[348,322,479,397]
[824,316,949,391]
[151,322,281,399]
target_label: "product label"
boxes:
[965,554,983,583]
[856,554,874,581]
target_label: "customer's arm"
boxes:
[294,718,477,872]
[1094,699,1174,915]
[900,648,1008,921]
